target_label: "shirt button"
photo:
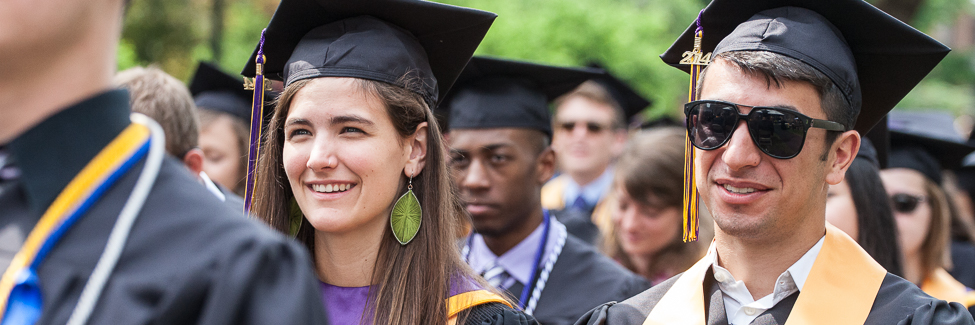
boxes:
[743,307,757,316]
[714,272,727,283]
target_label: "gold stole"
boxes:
[446,290,512,325]
[921,268,975,307]
[643,224,887,325]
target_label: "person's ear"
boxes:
[536,147,556,185]
[182,148,205,177]
[825,131,859,185]
[405,122,429,177]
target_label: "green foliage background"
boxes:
[119,0,975,123]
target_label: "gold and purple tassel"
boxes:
[243,29,268,214]
[680,11,710,242]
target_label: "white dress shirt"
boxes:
[710,236,825,325]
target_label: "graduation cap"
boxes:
[660,0,949,242]
[584,62,652,123]
[887,111,974,185]
[189,62,252,121]
[662,0,950,134]
[241,0,496,107]
[238,0,496,212]
[440,56,603,138]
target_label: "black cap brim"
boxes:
[661,0,950,134]
[439,56,603,136]
[586,62,652,120]
[189,62,252,121]
[240,0,496,106]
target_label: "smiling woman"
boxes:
[242,1,539,325]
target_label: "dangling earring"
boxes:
[390,171,422,245]
[289,197,304,238]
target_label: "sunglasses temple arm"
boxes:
[810,119,846,132]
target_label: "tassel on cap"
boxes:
[680,11,710,242]
[243,29,268,214]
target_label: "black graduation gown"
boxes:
[550,209,600,246]
[575,268,975,325]
[1,90,329,324]
[506,234,649,325]
[950,240,975,289]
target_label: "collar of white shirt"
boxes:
[562,166,615,207]
[709,236,825,325]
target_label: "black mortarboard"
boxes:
[887,111,974,185]
[585,62,652,122]
[661,0,950,134]
[857,137,880,168]
[440,56,602,138]
[240,0,496,107]
[189,62,252,121]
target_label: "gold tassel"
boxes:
[680,28,710,242]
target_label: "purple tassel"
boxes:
[243,29,267,214]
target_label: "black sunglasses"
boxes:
[891,193,927,213]
[559,121,610,134]
[684,100,846,159]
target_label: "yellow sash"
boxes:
[921,268,975,307]
[446,290,511,325]
[644,224,887,325]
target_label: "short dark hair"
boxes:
[701,51,852,159]
[846,158,903,277]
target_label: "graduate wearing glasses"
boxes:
[576,0,975,324]
[880,111,975,315]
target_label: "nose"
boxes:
[461,159,490,191]
[306,137,338,171]
[721,121,762,171]
[571,123,590,138]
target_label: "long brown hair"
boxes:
[604,127,711,280]
[251,76,492,324]
[920,179,953,277]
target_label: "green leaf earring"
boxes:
[289,198,304,238]
[390,172,422,245]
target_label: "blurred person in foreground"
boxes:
[116,66,244,212]
[542,68,650,244]
[576,0,974,323]
[0,0,328,323]
[189,62,252,197]
[824,137,904,276]
[881,111,975,312]
[443,57,649,325]
[604,127,712,285]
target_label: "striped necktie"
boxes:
[481,262,510,289]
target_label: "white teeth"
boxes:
[723,184,756,194]
[312,184,353,193]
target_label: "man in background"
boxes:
[115,66,244,211]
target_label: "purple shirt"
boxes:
[320,276,480,325]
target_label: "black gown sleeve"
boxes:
[463,302,539,325]
[193,237,329,325]
[573,302,618,325]
[895,300,974,325]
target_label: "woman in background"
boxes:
[604,127,711,284]
[824,138,903,276]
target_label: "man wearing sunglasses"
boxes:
[576,0,974,324]
[543,71,649,245]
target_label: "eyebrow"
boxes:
[449,143,513,155]
[284,114,375,128]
